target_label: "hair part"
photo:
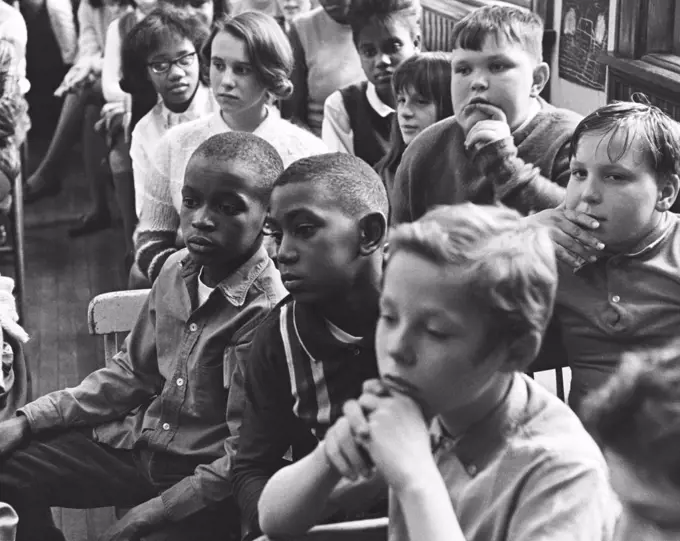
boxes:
[274,153,389,219]
[121,6,211,96]
[388,203,557,370]
[349,0,422,44]
[188,132,284,205]
[451,5,544,63]
[376,52,453,185]
[201,11,294,100]
[582,342,680,489]
[570,99,680,182]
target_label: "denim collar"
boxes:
[179,246,271,307]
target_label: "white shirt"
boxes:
[197,268,216,305]
[130,84,219,217]
[321,82,394,155]
[102,12,144,104]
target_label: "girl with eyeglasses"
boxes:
[322,0,421,167]
[134,11,327,284]
[118,6,217,285]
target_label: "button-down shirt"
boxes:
[20,246,287,521]
[130,84,218,217]
[555,212,680,412]
[386,374,616,541]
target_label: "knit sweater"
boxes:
[390,100,582,224]
[135,109,328,282]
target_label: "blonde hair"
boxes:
[388,203,557,369]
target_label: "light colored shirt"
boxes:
[102,12,144,103]
[197,268,216,306]
[322,82,393,155]
[292,6,365,135]
[130,84,218,217]
[0,2,28,94]
[229,0,281,16]
[555,212,680,412]
[75,1,130,71]
[386,374,617,541]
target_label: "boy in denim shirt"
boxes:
[0,132,287,541]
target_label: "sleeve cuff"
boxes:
[160,476,206,522]
[18,396,65,433]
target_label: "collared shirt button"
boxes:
[162,422,171,431]
[467,464,478,476]
[612,295,621,303]
[353,348,361,356]
[189,323,198,332]
[176,378,184,387]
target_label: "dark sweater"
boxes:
[231,298,379,539]
[390,100,582,224]
[340,81,393,166]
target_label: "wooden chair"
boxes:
[254,517,388,541]
[87,288,150,365]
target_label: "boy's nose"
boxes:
[471,75,489,91]
[192,208,216,230]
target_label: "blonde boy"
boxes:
[257,203,617,541]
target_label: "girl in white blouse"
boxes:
[134,11,326,282]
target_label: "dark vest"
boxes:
[339,81,393,167]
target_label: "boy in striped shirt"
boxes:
[230,153,388,540]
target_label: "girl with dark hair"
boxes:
[375,52,452,193]
[134,11,327,283]
[121,5,216,266]
[322,0,421,166]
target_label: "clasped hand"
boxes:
[323,379,432,492]
[463,104,511,152]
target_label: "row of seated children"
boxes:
[2,2,680,540]
[132,0,450,284]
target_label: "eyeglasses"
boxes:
[147,52,197,75]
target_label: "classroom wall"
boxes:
[549,0,618,116]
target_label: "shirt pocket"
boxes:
[192,348,228,422]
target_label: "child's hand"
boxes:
[359,392,433,493]
[464,104,511,151]
[323,406,373,481]
[527,205,604,268]
[54,63,92,97]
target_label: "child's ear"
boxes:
[529,62,550,98]
[358,212,387,256]
[657,173,680,211]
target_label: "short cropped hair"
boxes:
[570,99,680,182]
[188,132,284,206]
[274,153,389,218]
[349,0,422,44]
[201,12,294,100]
[582,343,680,489]
[451,5,544,63]
[388,203,557,370]
[121,6,211,95]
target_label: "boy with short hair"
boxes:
[258,203,617,541]
[390,5,582,224]
[582,344,680,540]
[0,132,288,541]
[231,153,389,540]
[528,101,680,413]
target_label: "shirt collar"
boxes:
[291,301,376,363]
[366,82,394,118]
[574,212,675,273]
[158,84,214,128]
[430,373,529,474]
[179,245,271,307]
